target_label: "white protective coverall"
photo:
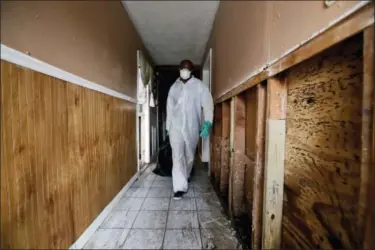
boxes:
[166,76,213,192]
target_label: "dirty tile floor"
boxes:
[84,166,239,249]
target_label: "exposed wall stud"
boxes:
[262,76,287,249]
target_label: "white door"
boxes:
[201,49,212,166]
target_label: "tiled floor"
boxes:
[83,166,239,249]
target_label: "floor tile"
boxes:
[196,197,221,210]
[163,229,202,249]
[132,211,168,229]
[193,186,214,196]
[116,197,144,210]
[152,180,173,187]
[147,187,172,198]
[169,198,196,211]
[191,181,211,188]
[198,208,230,229]
[115,197,145,211]
[201,228,238,249]
[83,229,129,249]
[132,180,154,188]
[166,211,199,229]
[155,175,172,181]
[144,173,156,181]
[100,210,138,229]
[141,197,170,210]
[124,188,150,198]
[184,188,195,198]
[122,229,164,249]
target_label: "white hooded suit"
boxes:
[166,76,213,192]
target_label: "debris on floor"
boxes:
[83,165,240,249]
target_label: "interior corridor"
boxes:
[83,164,239,249]
[1,1,374,250]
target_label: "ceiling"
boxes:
[122,1,219,66]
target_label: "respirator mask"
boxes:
[180,69,191,80]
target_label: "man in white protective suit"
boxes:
[166,59,214,200]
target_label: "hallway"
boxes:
[83,165,239,249]
[1,1,374,249]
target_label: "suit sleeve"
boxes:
[200,83,214,123]
[166,85,174,132]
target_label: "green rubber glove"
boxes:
[166,129,169,136]
[200,121,212,138]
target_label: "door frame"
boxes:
[201,48,212,175]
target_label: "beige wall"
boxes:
[206,1,361,99]
[1,1,147,98]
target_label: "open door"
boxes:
[136,50,154,172]
[201,49,212,171]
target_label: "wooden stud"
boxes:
[215,105,223,187]
[220,101,231,195]
[363,25,374,250]
[262,76,287,249]
[244,84,267,250]
[229,98,235,216]
[229,94,246,217]
[212,105,222,186]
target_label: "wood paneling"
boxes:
[0,60,137,249]
[283,34,364,249]
[245,84,266,250]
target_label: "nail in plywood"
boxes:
[245,84,266,250]
[229,95,246,217]
[363,25,374,250]
[283,34,364,249]
[220,101,231,195]
[262,76,287,249]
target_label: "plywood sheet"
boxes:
[283,34,364,249]
[0,60,137,249]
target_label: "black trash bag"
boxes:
[153,136,173,177]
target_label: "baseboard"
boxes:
[69,171,141,249]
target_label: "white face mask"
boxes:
[180,69,191,80]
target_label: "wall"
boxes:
[1,60,137,248]
[1,1,145,248]
[1,0,146,97]
[205,1,361,99]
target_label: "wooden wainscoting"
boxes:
[0,60,137,249]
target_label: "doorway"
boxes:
[136,50,157,172]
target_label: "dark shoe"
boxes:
[173,191,185,200]
[188,177,191,183]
